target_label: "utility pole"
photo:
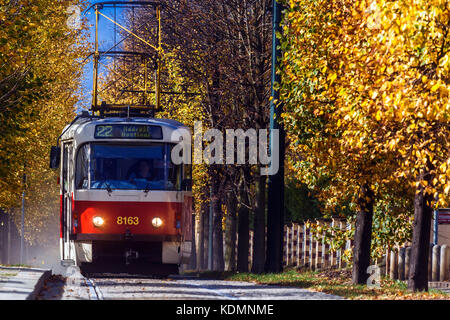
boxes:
[92,4,99,110]
[433,209,438,245]
[265,0,285,273]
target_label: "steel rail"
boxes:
[85,277,104,300]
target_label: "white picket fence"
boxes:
[238,219,352,271]
[240,220,450,281]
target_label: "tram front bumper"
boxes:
[72,234,189,265]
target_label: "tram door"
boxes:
[61,142,74,261]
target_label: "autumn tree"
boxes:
[281,0,449,289]
[164,0,273,272]
[110,0,273,271]
[281,0,390,284]
[0,0,89,247]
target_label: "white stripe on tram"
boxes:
[74,190,192,203]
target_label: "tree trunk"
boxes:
[352,183,375,284]
[237,179,250,272]
[408,171,433,291]
[225,191,237,271]
[202,203,209,270]
[0,210,5,264]
[212,176,224,271]
[189,209,197,270]
[196,207,204,271]
[7,211,11,265]
[252,174,266,273]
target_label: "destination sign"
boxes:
[94,124,163,139]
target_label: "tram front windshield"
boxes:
[76,143,181,191]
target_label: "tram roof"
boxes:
[60,116,190,145]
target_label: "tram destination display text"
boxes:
[94,124,163,139]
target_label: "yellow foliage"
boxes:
[0,0,90,244]
[282,0,450,212]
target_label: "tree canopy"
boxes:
[0,0,89,244]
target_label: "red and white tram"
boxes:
[50,112,192,273]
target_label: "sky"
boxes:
[78,2,127,111]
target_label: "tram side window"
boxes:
[76,145,89,189]
[183,164,192,191]
[166,144,182,191]
[184,164,192,180]
[167,162,182,191]
[63,145,69,193]
[68,146,74,190]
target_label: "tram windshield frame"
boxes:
[75,142,183,191]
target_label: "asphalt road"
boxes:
[37,270,343,300]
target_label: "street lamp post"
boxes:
[265,0,285,273]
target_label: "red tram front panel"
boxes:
[74,200,182,236]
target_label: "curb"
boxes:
[27,269,52,300]
[0,266,52,300]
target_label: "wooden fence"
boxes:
[239,219,353,271]
[385,244,450,282]
[226,219,450,281]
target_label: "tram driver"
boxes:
[129,159,153,181]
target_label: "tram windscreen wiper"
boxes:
[105,182,113,195]
[144,182,151,195]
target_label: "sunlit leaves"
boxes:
[281,0,449,253]
[0,0,89,244]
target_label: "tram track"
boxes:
[37,272,343,300]
[78,274,343,300]
[85,277,104,300]
[37,264,342,300]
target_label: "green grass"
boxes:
[0,273,18,277]
[0,264,32,268]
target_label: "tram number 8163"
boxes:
[117,217,139,225]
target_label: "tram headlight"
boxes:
[152,217,163,228]
[93,216,105,227]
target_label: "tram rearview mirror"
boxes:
[50,146,61,169]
